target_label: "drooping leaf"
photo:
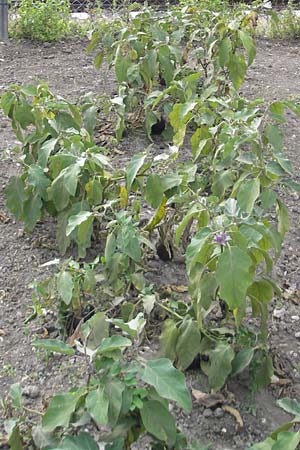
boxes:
[140,358,192,411]
[5,176,27,220]
[206,343,235,391]
[60,432,99,450]
[141,400,177,446]
[126,153,147,191]
[33,339,75,356]
[42,391,83,432]
[231,348,254,377]
[228,53,247,89]
[175,318,202,370]
[66,211,93,237]
[86,387,109,426]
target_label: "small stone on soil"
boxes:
[23,385,40,399]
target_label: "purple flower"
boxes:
[214,232,230,246]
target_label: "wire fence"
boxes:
[8,0,178,13]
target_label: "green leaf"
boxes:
[228,53,247,89]
[96,336,132,355]
[94,52,104,70]
[169,102,196,148]
[86,387,109,426]
[272,432,300,450]
[200,272,218,310]
[82,312,109,350]
[42,391,83,432]
[248,280,274,304]
[176,318,202,371]
[247,437,275,450]
[216,246,252,310]
[38,138,58,168]
[276,199,289,238]
[219,37,232,68]
[140,358,192,411]
[57,271,74,305]
[105,380,125,426]
[27,165,50,198]
[265,124,283,153]
[66,211,93,237]
[5,176,27,220]
[277,398,300,416]
[231,348,254,377]
[238,30,256,65]
[33,339,75,356]
[160,319,180,362]
[60,433,99,450]
[207,343,234,391]
[237,178,260,214]
[9,384,23,410]
[141,400,177,446]
[8,423,23,450]
[144,174,164,209]
[126,153,147,191]
[23,192,43,232]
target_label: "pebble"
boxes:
[23,384,40,399]
[291,316,300,321]
[273,308,285,319]
[214,407,224,418]
[203,408,213,418]
[295,332,300,339]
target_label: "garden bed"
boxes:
[0,37,300,449]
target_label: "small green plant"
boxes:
[2,315,194,450]
[11,0,72,42]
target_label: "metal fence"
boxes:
[8,0,176,12]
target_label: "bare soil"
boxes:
[0,38,299,449]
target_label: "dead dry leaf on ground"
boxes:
[192,389,225,408]
[223,405,244,428]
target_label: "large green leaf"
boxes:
[126,153,147,191]
[277,398,300,417]
[140,358,192,411]
[219,37,232,68]
[207,343,234,391]
[160,319,180,362]
[238,30,256,65]
[86,387,109,426]
[228,53,247,89]
[33,339,75,356]
[237,178,260,214]
[27,165,50,198]
[231,347,254,377]
[216,246,252,309]
[66,211,93,237]
[144,174,164,209]
[272,432,300,450]
[140,400,177,446]
[42,391,83,432]
[56,433,99,450]
[5,176,27,220]
[175,318,202,370]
